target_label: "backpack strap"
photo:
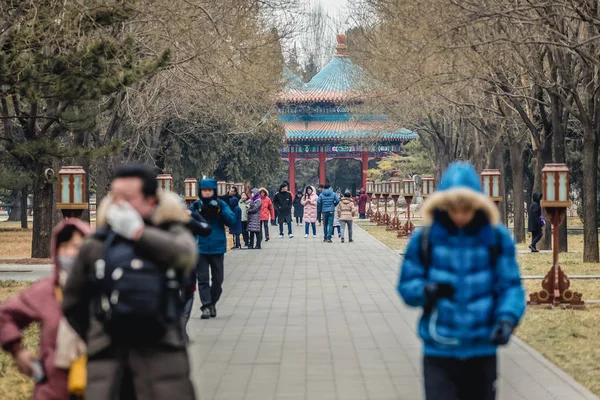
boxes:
[419,225,433,277]
[489,225,503,268]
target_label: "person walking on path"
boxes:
[301,186,318,238]
[274,183,294,238]
[247,188,263,249]
[62,164,199,400]
[338,192,356,243]
[398,162,525,400]
[357,188,368,219]
[189,178,237,319]
[239,192,250,247]
[259,188,274,241]
[333,191,342,238]
[229,197,243,250]
[220,186,240,211]
[0,220,91,400]
[317,184,340,242]
[528,193,544,253]
[293,190,304,226]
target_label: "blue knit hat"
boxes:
[199,178,218,191]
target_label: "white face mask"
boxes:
[58,256,75,276]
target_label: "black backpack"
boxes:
[91,229,182,345]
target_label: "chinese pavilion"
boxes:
[277,34,417,195]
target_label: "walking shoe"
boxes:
[289,234,294,238]
[313,235,317,238]
[304,234,308,238]
[209,305,217,318]
[279,234,284,239]
[349,239,354,243]
[327,239,333,243]
[265,236,270,242]
[201,307,211,320]
[529,244,539,253]
[341,238,345,243]
[323,239,327,242]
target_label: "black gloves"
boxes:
[200,199,221,219]
[423,282,455,315]
[490,320,514,345]
[187,213,212,237]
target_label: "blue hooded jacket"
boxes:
[398,162,525,359]
[317,188,339,213]
[228,197,243,235]
[189,178,237,254]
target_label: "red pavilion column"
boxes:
[361,151,369,189]
[319,152,326,185]
[288,152,297,196]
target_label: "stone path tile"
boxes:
[184,226,600,399]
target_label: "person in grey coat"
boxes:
[247,188,262,249]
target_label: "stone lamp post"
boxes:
[366,181,374,219]
[183,178,199,207]
[56,166,88,219]
[481,169,502,206]
[398,179,416,238]
[529,164,583,307]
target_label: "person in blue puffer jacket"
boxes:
[398,162,525,400]
[317,184,339,242]
[189,178,237,320]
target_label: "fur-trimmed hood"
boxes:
[259,187,269,197]
[421,162,500,225]
[96,191,190,228]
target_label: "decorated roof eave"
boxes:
[285,137,415,142]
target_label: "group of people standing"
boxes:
[224,182,367,249]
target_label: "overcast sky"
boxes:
[320,0,349,18]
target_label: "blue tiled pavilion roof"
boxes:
[305,56,366,94]
[282,121,417,142]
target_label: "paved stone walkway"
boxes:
[186,225,599,400]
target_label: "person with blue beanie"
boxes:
[190,178,237,319]
[228,197,243,250]
[398,162,525,400]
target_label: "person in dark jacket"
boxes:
[273,183,294,238]
[293,190,304,225]
[220,186,241,211]
[398,162,525,400]
[229,197,243,250]
[62,164,199,400]
[189,178,237,319]
[317,184,340,242]
[528,193,544,252]
[357,188,368,219]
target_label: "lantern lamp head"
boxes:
[183,178,199,201]
[540,164,571,208]
[217,181,227,197]
[421,176,435,198]
[481,169,502,202]
[402,179,415,197]
[156,174,173,193]
[56,166,88,218]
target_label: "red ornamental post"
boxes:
[56,166,88,219]
[366,181,374,219]
[398,179,415,238]
[529,164,583,307]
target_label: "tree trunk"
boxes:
[31,171,54,258]
[533,140,553,250]
[582,126,599,262]
[7,188,21,222]
[20,186,28,229]
[551,95,568,252]
[508,139,525,243]
[95,155,111,206]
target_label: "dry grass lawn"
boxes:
[0,281,37,400]
[359,222,600,396]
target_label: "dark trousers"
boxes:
[249,231,262,248]
[424,355,497,400]
[296,216,303,224]
[279,221,292,235]
[261,220,270,239]
[196,254,225,308]
[305,222,316,235]
[531,230,543,249]
[359,213,366,219]
[232,234,241,248]
[241,221,249,246]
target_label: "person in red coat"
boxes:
[357,188,368,219]
[259,188,275,241]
